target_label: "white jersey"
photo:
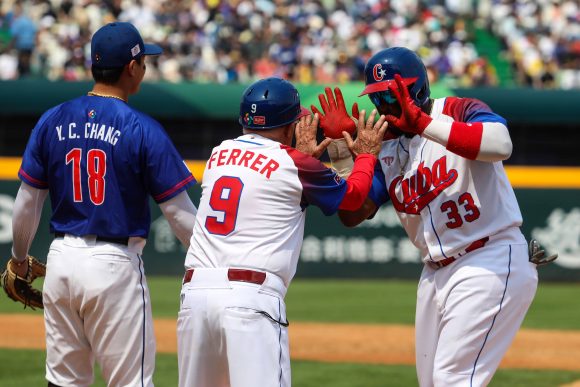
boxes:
[370,97,523,263]
[185,134,348,286]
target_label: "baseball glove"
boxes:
[1,255,45,309]
[529,239,558,266]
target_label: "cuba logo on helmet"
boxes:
[373,64,387,82]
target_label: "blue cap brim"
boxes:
[143,43,163,56]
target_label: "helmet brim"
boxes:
[359,77,418,96]
[144,43,163,56]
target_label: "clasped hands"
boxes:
[308,75,433,141]
[296,86,392,159]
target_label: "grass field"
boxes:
[1,278,580,386]
[2,348,580,387]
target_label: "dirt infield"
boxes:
[2,314,580,371]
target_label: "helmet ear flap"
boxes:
[415,80,430,106]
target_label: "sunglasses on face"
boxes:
[369,91,398,107]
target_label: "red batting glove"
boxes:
[311,87,358,139]
[385,74,432,135]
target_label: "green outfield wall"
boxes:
[1,81,578,165]
[0,80,450,119]
[1,80,579,124]
[0,176,578,281]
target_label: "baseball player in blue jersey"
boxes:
[10,22,197,386]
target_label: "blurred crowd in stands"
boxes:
[483,0,579,89]
[0,0,578,89]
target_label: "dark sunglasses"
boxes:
[369,90,398,107]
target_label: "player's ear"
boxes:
[126,59,140,77]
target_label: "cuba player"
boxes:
[316,47,538,386]
[177,77,387,387]
[11,22,197,386]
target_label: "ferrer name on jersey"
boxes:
[207,148,280,179]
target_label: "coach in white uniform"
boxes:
[177,77,387,387]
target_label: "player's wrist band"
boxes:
[339,154,377,211]
[446,121,483,160]
[354,153,377,161]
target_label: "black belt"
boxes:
[54,232,129,246]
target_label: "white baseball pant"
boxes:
[43,234,155,387]
[177,267,290,387]
[415,229,538,386]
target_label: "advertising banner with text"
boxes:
[0,179,578,281]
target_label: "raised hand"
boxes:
[295,113,332,159]
[343,109,388,157]
[311,87,358,139]
[385,74,432,135]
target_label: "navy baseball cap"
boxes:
[91,22,162,68]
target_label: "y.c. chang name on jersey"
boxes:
[54,122,122,146]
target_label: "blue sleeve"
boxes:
[446,97,507,125]
[18,108,57,189]
[368,161,389,207]
[284,147,347,216]
[140,117,196,203]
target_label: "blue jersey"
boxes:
[19,96,196,238]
